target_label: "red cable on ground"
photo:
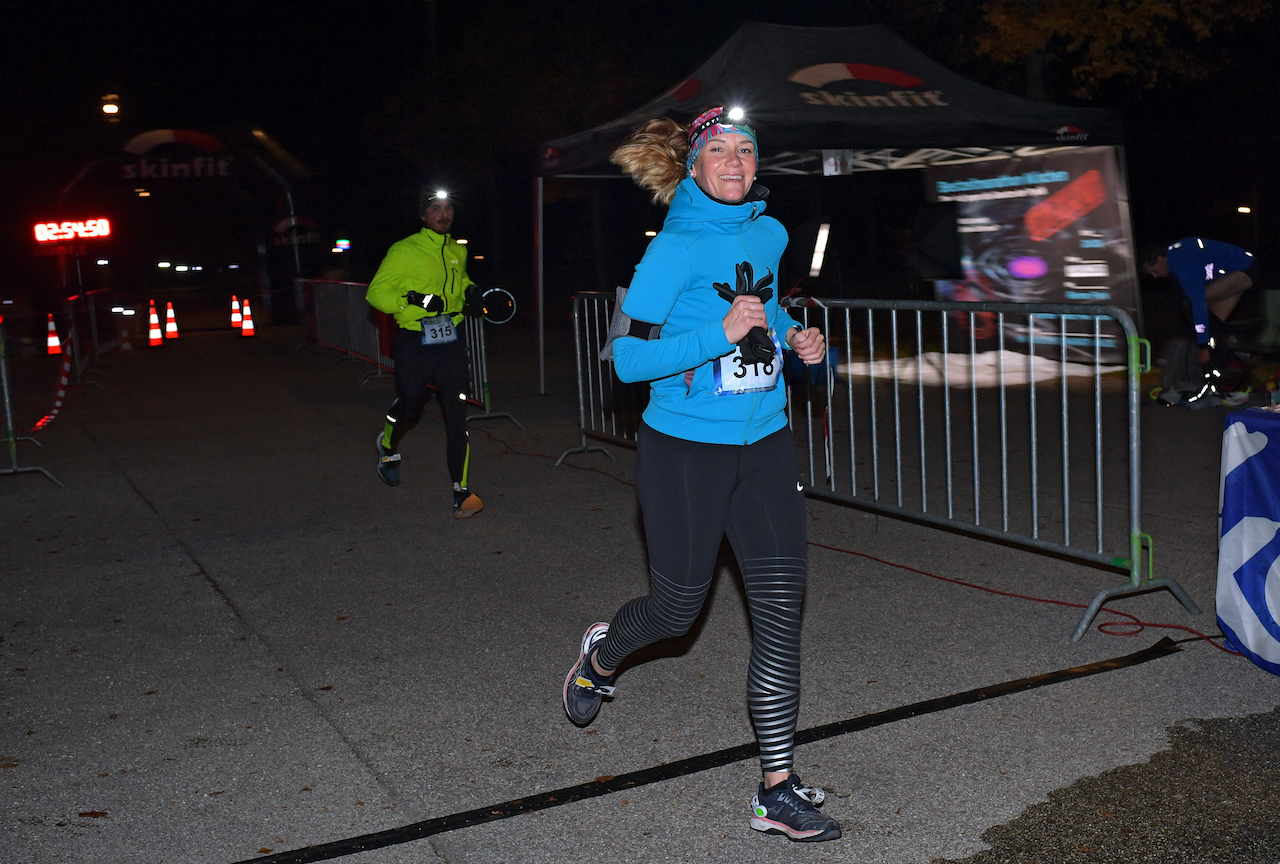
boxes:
[807,539,1238,655]
[430,412,1236,652]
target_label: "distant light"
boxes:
[96,259,109,266]
[102,103,119,115]
[138,190,150,197]
[473,255,485,260]
[1239,206,1252,214]
[331,247,343,253]
[336,239,350,250]
[228,264,239,269]
[122,309,136,316]
[727,106,745,121]
[193,266,203,271]
[644,230,658,237]
[3,300,13,304]
[809,223,831,277]
[456,239,468,245]
[175,265,189,272]
[111,306,124,313]
[434,189,449,200]
[158,262,171,268]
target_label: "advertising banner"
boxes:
[927,146,1137,363]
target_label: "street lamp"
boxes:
[101,94,120,122]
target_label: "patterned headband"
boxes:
[686,106,758,170]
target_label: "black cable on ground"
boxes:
[232,638,1181,864]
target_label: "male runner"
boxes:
[366,188,484,517]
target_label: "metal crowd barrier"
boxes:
[64,289,120,388]
[560,290,1199,641]
[0,316,59,486]
[555,291,647,465]
[300,279,521,429]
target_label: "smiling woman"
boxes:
[562,106,840,844]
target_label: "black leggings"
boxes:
[386,327,471,485]
[594,423,808,773]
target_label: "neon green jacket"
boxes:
[366,228,474,330]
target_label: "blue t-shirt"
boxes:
[1165,237,1255,343]
[612,177,805,445]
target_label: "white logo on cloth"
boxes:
[1218,423,1280,670]
[1205,263,1215,281]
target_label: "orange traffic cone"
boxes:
[148,301,163,346]
[45,314,61,354]
[120,323,133,351]
[164,301,180,339]
[241,299,256,336]
[230,295,242,329]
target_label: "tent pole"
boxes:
[536,176,546,395]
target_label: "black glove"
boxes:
[713,261,775,365]
[462,285,484,318]
[405,291,444,315]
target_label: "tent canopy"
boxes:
[537,22,1122,177]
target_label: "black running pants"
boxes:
[594,423,808,773]
[386,327,471,485]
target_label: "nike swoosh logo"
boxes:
[797,482,804,492]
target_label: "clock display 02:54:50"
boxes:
[33,219,111,243]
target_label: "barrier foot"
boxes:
[358,368,393,387]
[466,412,525,431]
[554,444,615,467]
[8,435,43,448]
[0,465,63,487]
[1070,577,1200,643]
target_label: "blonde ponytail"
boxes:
[610,118,689,206]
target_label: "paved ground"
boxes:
[3,323,1278,864]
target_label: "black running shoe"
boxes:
[376,434,401,486]
[749,774,842,842]
[563,622,613,726]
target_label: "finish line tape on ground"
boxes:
[233,637,1180,864]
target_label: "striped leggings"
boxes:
[594,423,808,773]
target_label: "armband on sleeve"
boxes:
[599,285,661,361]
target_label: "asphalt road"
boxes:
[3,324,1278,863]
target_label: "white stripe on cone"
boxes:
[45,314,61,354]
[241,299,256,336]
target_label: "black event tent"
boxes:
[537,22,1122,177]
[530,22,1124,391]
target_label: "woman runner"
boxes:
[562,106,839,842]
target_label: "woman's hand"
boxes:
[787,327,826,365]
[723,294,767,344]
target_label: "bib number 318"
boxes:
[713,329,782,395]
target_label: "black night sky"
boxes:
[3,0,1277,337]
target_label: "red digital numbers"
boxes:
[33,219,111,243]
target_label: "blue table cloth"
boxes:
[1218,408,1280,675]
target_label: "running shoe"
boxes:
[453,484,483,519]
[376,434,401,486]
[563,622,614,727]
[749,773,842,842]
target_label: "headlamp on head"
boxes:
[434,190,449,201]
[686,106,758,170]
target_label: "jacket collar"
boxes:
[666,177,769,229]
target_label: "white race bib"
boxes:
[712,329,782,396]
[420,315,458,345]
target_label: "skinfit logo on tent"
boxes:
[789,63,947,108]
[1056,126,1089,142]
